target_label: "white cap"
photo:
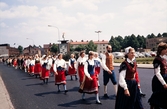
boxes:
[125,46,132,54]
[42,55,46,59]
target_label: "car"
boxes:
[112,52,125,59]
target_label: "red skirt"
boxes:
[68,64,76,76]
[50,64,54,73]
[34,63,41,74]
[13,61,17,67]
[79,74,98,94]
[95,67,100,80]
[55,70,66,85]
[78,65,84,83]
[29,65,35,73]
[41,67,50,79]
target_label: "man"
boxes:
[101,45,118,98]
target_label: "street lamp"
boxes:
[48,25,60,40]
[95,31,102,41]
[26,38,34,46]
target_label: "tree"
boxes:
[85,40,97,54]
[18,45,23,54]
[115,35,124,49]
[75,44,85,52]
[162,32,167,37]
[137,35,145,48]
[50,43,58,54]
[70,45,75,52]
[157,33,162,37]
[109,36,121,52]
[128,34,139,50]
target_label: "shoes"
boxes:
[103,94,109,98]
[140,93,146,97]
[65,90,68,94]
[96,101,102,104]
[58,90,60,93]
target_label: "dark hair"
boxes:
[58,54,62,58]
[88,52,94,59]
[157,42,167,56]
[80,51,85,56]
[106,45,111,49]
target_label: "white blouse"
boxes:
[53,59,67,72]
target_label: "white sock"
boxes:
[63,85,67,90]
[82,93,85,99]
[96,93,100,102]
[97,81,100,86]
[104,86,107,94]
[114,85,117,95]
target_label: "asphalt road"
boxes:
[0,63,154,109]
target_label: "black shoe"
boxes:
[58,90,60,92]
[96,101,102,104]
[82,98,86,101]
[103,94,109,98]
[65,90,68,94]
[140,93,146,97]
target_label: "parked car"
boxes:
[112,52,125,59]
[150,52,156,57]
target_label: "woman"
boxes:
[29,57,35,76]
[68,54,77,80]
[40,55,52,84]
[34,54,42,78]
[115,47,143,109]
[76,51,87,84]
[79,52,101,104]
[148,42,167,109]
[53,54,68,93]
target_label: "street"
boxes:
[0,63,153,109]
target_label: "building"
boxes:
[69,40,109,53]
[146,37,167,50]
[0,44,20,57]
[23,45,41,56]
[58,40,69,54]
[43,43,59,55]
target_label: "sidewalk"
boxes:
[0,75,14,109]
[114,63,153,69]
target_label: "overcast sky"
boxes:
[0,0,166,47]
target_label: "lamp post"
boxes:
[26,38,34,46]
[48,25,60,41]
[95,31,102,41]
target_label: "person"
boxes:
[79,52,101,104]
[68,54,77,80]
[29,57,35,76]
[76,51,87,84]
[53,54,68,93]
[40,55,52,84]
[34,54,42,78]
[101,45,118,98]
[148,42,167,109]
[115,46,143,109]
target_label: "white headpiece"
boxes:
[125,46,132,54]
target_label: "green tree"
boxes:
[128,34,139,50]
[115,35,123,49]
[85,40,97,54]
[137,35,145,48]
[157,33,162,37]
[162,32,167,37]
[18,45,23,54]
[70,45,75,52]
[50,43,58,54]
[75,44,85,52]
[109,36,121,52]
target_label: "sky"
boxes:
[0,0,167,48]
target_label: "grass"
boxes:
[114,57,154,64]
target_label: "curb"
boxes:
[0,75,14,109]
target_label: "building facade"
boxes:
[146,37,167,50]
[0,44,20,57]
[69,40,109,53]
[23,45,41,56]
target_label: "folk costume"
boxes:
[53,58,68,93]
[115,47,143,109]
[34,57,41,78]
[40,56,52,84]
[78,59,101,104]
[29,58,35,76]
[68,58,77,80]
[101,52,118,98]
[148,55,167,108]
[76,56,87,84]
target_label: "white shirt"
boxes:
[76,57,87,69]
[94,57,110,72]
[154,55,166,85]
[119,58,136,90]
[30,60,35,65]
[53,59,67,72]
[100,53,114,71]
[84,59,94,78]
[68,58,76,68]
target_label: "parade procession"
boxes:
[0,43,167,109]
